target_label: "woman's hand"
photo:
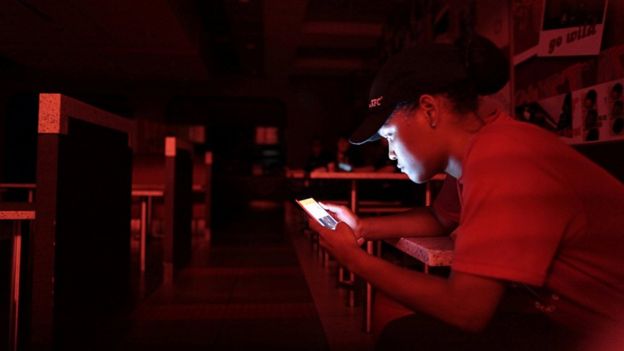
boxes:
[308,219,361,268]
[318,202,365,245]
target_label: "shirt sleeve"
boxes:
[452,132,583,286]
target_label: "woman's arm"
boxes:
[349,248,504,331]
[315,221,504,332]
[359,206,456,240]
[320,202,457,243]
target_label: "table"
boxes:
[386,236,454,273]
[0,183,36,202]
[1,203,35,351]
[131,186,165,275]
[131,184,205,275]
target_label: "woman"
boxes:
[310,35,624,351]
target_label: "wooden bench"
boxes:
[132,150,212,238]
[33,93,135,350]
[1,202,35,351]
[132,136,195,284]
[192,151,213,239]
[0,183,36,203]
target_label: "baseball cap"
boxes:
[349,35,509,145]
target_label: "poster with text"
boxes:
[537,0,608,57]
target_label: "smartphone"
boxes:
[295,198,339,230]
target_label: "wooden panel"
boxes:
[163,144,193,283]
[31,96,133,350]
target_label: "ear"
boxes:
[419,94,439,129]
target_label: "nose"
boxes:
[388,144,397,161]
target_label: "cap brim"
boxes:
[349,131,381,145]
[349,106,394,145]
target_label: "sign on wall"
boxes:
[537,0,608,57]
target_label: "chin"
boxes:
[407,169,434,184]
[406,172,425,184]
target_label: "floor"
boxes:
[106,202,375,351]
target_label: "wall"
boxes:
[285,74,369,169]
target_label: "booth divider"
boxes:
[31,93,135,350]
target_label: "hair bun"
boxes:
[456,35,509,95]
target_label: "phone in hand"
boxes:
[295,197,339,230]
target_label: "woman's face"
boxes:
[378,106,444,183]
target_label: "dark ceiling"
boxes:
[0,0,403,93]
[1,0,463,129]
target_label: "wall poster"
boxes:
[533,79,624,144]
[537,0,608,57]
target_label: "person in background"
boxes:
[304,138,332,173]
[309,34,624,350]
[334,135,367,172]
[336,135,396,173]
[334,135,350,171]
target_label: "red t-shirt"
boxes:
[441,112,624,333]
[432,176,461,225]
